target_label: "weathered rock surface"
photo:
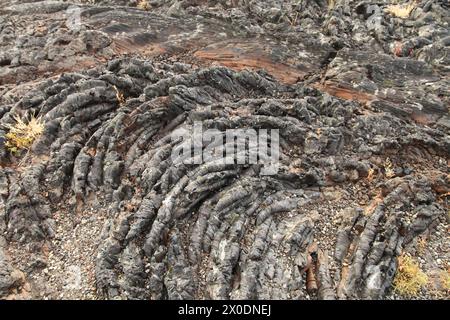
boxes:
[0,0,448,300]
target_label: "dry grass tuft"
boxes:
[441,270,450,291]
[328,0,336,10]
[5,114,44,154]
[367,167,376,182]
[286,12,299,26]
[393,254,428,297]
[137,0,150,11]
[113,85,126,107]
[417,236,428,255]
[385,2,416,19]
[384,157,395,178]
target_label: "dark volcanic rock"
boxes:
[0,0,448,300]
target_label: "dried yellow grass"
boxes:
[384,157,395,178]
[5,114,44,154]
[366,167,376,182]
[113,85,126,107]
[328,0,336,10]
[441,270,450,291]
[416,236,427,255]
[393,254,428,297]
[385,2,416,19]
[137,0,150,11]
